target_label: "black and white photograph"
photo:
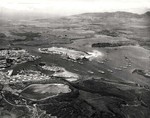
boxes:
[0,0,150,117]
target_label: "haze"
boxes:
[0,0,150,16]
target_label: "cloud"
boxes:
[0,0,150,15]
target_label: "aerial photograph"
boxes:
[0,0,150,117]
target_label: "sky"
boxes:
[0,0,150,16]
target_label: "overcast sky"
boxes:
[0,0,150,15]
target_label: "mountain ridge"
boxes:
[72,11,150,18]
